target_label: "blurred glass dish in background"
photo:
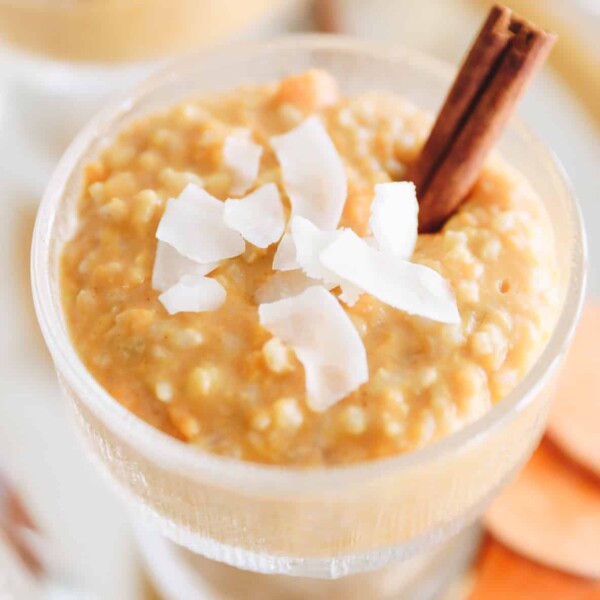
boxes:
[0,0,289,63]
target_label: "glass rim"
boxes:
[31,34,588,491]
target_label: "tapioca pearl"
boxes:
[172,328,204,350]
[353,125,372,146]
[382,413,405,438]
[488,308,513,333]
[202,171,232,197]
[103,172,138,198]
[452,210,478,228]
[91,262,124,286]
[91,354,111,369]
[187,366,220,397]
[149,320,174,340]
[470,331,494,356]
[414,410,436,446]
[273,398,304,430]
[173,103,210,127]
[88,181,105,203]
[453,363,489,413]
[115,308,155,332]
[105,288,127,304]
[154,381,173,403]
[84,161,107,185]
[443,230,469,251]
[385,158,407,180]
[106,144,136,170]
[131,190,162,228]
[355,139,371,158]
[150,345,171,361]
[430,389,461,434]
[336,108,356,129]
[512,317,542,363]
[197,128,222,147]
[479,237,502,261]
[440,322,465,347]
[492,368,520,398]
[124,266,144,286]
[98,197,128,222]
[445,243,474,268]
[250,410,271,432]
[383,388,409,416]
[470,324,508,370]
[277,102,304,127]
[460,389,491,423]
[457,281,480,304]
[505,232,530,252]
[414,367,438,393]
[462,259,484,280]
[158,167,204,196]
[340,405,368,435]
[137,150,165,172]
[75,289,97,312]
[262,337,294,374]
[167,405,201,440]
[355,97,377,122]
[150,128,185,156]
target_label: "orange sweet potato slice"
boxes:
[484,439,600,579]
[547,303,600,477]
[469,536,600,600]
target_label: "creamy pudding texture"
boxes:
[60,71,560,466]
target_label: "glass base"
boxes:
[134,521,481,600]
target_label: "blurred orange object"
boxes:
[547,304,600,477]
[469,537,600,600]
[484,439,600,579]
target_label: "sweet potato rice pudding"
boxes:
[60,70,560,466]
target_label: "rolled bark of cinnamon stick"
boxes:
[412,4,513,193]
[414,5,557,233]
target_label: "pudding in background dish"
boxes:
[60,69,560,467]
[0,0,283,63]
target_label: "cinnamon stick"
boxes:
[414,5,557,233]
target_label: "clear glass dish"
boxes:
[31,35,587,579]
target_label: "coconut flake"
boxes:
[290,216,362,305]
[321,230,460,324]
[255,270,325,304]
[152,241,220,292]
[223,183,285,248]
[159,275,226,315]
[156,184,245,263]
[272,230,299,271]
[223,130,262,196]
[259,286,368,412]
[369,181,418,259]
[271,116,347,230]
[291,216,342,284]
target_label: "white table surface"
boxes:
[0,2,598,598]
